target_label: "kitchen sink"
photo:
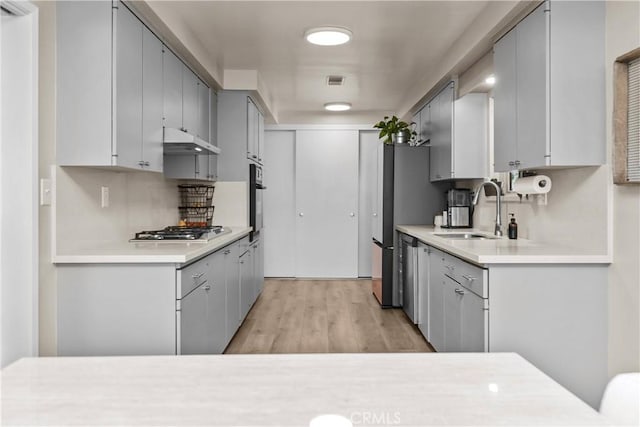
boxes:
[433,233,499,240]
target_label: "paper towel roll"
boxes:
[513,175,552,194]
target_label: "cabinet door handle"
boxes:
[138,161,145,167]
[462,274,475,282]
[455,288,465,295]
[224,250,231,255]
[253,245,258,249]
[252,155,257,159]
[508,161,515,167]
[144,161,150,167]
[240,261,244,265]
[514,160,521,166]
[192,272,205,280]
[202,284,211,291]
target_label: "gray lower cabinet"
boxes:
[179,248,226,355]
[239,247,253,320]
[415,241,607,408]
[224,244,241,342]
[417,243,430,340]
[252,238,264,300]
[57,235,261,357]
[179,282,210,354]
[427,248,446,351]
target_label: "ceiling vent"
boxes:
[326,75,345,86]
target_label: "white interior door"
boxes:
[263,130,295,277]
[295,130,359,278]
[358,131,379,277]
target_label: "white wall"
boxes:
[472,166,609,249]
[605,0,640,378]
[1,4,39,367]
[54,167,180,252]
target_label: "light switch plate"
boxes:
[40,178,52,206]
[101,186,109,208]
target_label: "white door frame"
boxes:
[0,0,39,367]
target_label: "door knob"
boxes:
[299,212,304,217]
[349,212,355,217]
[373,213,378,217]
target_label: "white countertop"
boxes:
[397,225,612,265]
[53,227,252,264]
[0,353,608,426]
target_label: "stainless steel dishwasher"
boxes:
[399,233,419,323]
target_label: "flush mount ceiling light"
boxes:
[324,102,352,112]
[485,75,496,85]
[305,27,352,46]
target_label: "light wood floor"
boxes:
[225,279,433,354]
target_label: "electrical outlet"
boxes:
[40,178,52,206]
[101,186,109,208]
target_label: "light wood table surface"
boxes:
[1,353,609,426]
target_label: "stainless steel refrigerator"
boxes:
[371,144,449,307]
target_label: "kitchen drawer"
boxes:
[177,257,209,298]
[442,253,487,298]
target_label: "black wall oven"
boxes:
[249,163,266,241]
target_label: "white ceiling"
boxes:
[145,1,514,124]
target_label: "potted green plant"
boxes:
[373,115,417,145]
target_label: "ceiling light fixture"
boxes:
[305,27,352,46]
[485,75,496,85]
[324,102,352,112]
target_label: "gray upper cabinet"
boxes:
[430,84,453,181]
[452,94,488,179]
[210,90,218,147]
[182,68,199,135]
[493,29,517,172]
[162,48,211,142]
[493,0,605,172]
[163,154,213,181]
[142,27,164,172]
[247,98,259,162]
[208,91,219,180]
[162,49,184,130]
[198,81,210,142]
[56,1,163,171]
[257,108,265,164]
[428,84,487,181]
[217,91,264,181]
[114,3,143,170]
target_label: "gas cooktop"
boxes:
[130,226,231,242]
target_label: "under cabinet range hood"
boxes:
[163,128,221,155]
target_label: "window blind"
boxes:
[628,57,640,182]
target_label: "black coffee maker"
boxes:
[444,189,472,228]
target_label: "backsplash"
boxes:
[55,167,180,251]
[468,166,608,250]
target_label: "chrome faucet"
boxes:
[472,180,503,237]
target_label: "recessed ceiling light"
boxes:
[305,27,352,46]
[485,75,496,85]
[324,102,352,112]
